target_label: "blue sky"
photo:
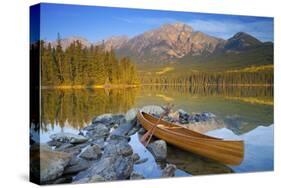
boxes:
[38,3,274,42]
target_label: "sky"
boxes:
[36,3,274,43]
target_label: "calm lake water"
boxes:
[39,85,274,177]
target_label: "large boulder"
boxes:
[92,113,125,127]
[30,144,71,183]
[125,108,139,122]
[79,144,102,160]
[75,155,134,181]
[63,158,90,175]
[141,105,165,116]
[49,133,88,144]
[85,123,110,138]
[147,140,167,161]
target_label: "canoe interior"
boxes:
[137,111,244,165]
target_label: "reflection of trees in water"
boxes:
[141,85,273,104]
[41,88,139,131]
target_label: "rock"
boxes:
[92,114,126,127]
[177,109,188,116]
[47,140,62,147]
[130,172,145,180]
[125,108,139,122]
[103,139,133,157]
[51,176,72,184]
[141,105,165,116]
[86,123,110,138]
[88,175,106,182]
[132,153,140,162]
[75,155,133,181]
[55,143,74,150]
[161,164,177,177]
[134,158,148,164]
[80,144,102,160]
[147,140,167,161]
[50,133,88,144]
[110,122,134,137]
[127,126,140,136]
[30,144,71,183]
[63,158,90,175]
[138,127,146,134]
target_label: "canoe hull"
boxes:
[137,111,244,165]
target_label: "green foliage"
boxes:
[41,36,139,86]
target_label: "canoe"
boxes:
[137,111,244,165]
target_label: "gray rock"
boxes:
[110,122,134,137]
[92,114,126,127]
[125,108,139,122]
[63,158,90,175]
[30,144,71,183]
[161,164,177,177]
[130,171,145,180]
[88,175,106,182]
[47,140,62,147]
[127,127,140,136]
[138,127,146,134]
[132,153,140,162]
[86,123,110,138]
[75,155,134,181]
[80,144,102,160]
[147,140,167,161]
[141,105,165,116]
[103,139,133,157]
[49,133,88,144]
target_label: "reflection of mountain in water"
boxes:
[138,85,273,135]
[41,85,273,135]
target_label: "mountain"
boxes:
[46,22,272,67]
[223,32,263,52]
[117,23,225,63]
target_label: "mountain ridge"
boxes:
[46,22,273,64]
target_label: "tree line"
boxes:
[40,35,139,87]
[139,70,273,86]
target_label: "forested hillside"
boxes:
[40,36,139,87]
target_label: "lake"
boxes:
[39,85,273,177]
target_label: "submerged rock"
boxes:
[30,144,71,183]
[134,158,148,165]
[141,105,165,116]
[79,144,102,160]
[161,164,177,177]
[147,140,167,161]
[50,133,88,144]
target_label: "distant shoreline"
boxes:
[41,83,273,90]
[41,84,140,90]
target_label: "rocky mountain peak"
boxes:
[224,32,262,51]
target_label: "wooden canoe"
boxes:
[137,111,244,165]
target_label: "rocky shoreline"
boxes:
[30,105,216,184]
